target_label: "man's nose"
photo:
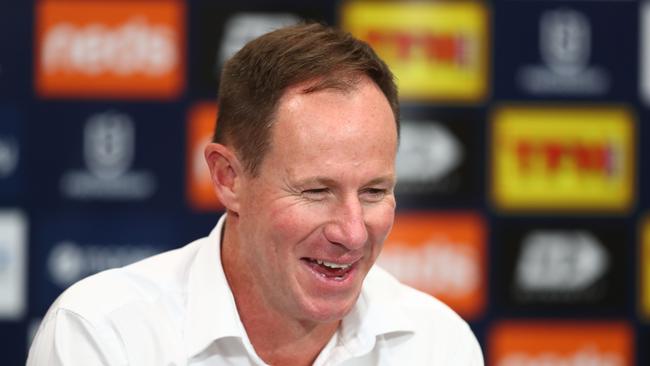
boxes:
[323,197,369,250]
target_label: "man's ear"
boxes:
[204,143,242,213]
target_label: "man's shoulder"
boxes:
[51,237,205,321]
[29,238,211,366]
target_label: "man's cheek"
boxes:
[368,204,395,232]
[268,207,319,239]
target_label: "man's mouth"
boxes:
[301,258,356,281]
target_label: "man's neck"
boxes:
[221,218,339,366]
[234,294,339,366]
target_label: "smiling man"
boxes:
[28,23,483,365]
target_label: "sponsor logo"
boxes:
[517,8,609,95]
[492,106,635,211]
[642,215,650,320]
[47,240,157,288]
[35,0,184,99]
[396,120,463,194]
[342,1,488,101]
[378,213,486,319]
[186,103,222,211]
[60,110,156,200]
[498,222,626,309]
[0,210,27,319]
[514,230,609,302]
[393,113,480,204]
[490,322,634,366]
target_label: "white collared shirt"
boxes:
[27,215,483,365]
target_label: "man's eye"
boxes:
[302,188,329,200]
[361,188,387,201]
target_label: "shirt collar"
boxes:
[185,214,247,359]
[184,215,416,359]
[339,266,417,355]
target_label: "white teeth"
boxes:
[315,259,351,269]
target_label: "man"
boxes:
[28,23,483,365]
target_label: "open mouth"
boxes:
[301,258,356,281]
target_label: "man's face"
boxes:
[233,76,397,323]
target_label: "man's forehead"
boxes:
[274,77,394,129]
[278,77,360,113]
[262,75,398,171]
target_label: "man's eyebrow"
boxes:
[293,176,338,187]
[293,175,395,188]
[364,175,396,187]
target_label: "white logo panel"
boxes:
[60,110,156,200]
[517,7,609,95]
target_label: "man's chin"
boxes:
[296,296,358,324]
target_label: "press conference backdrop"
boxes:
[0,0,648,364]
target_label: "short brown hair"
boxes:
[213,22,399,176]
